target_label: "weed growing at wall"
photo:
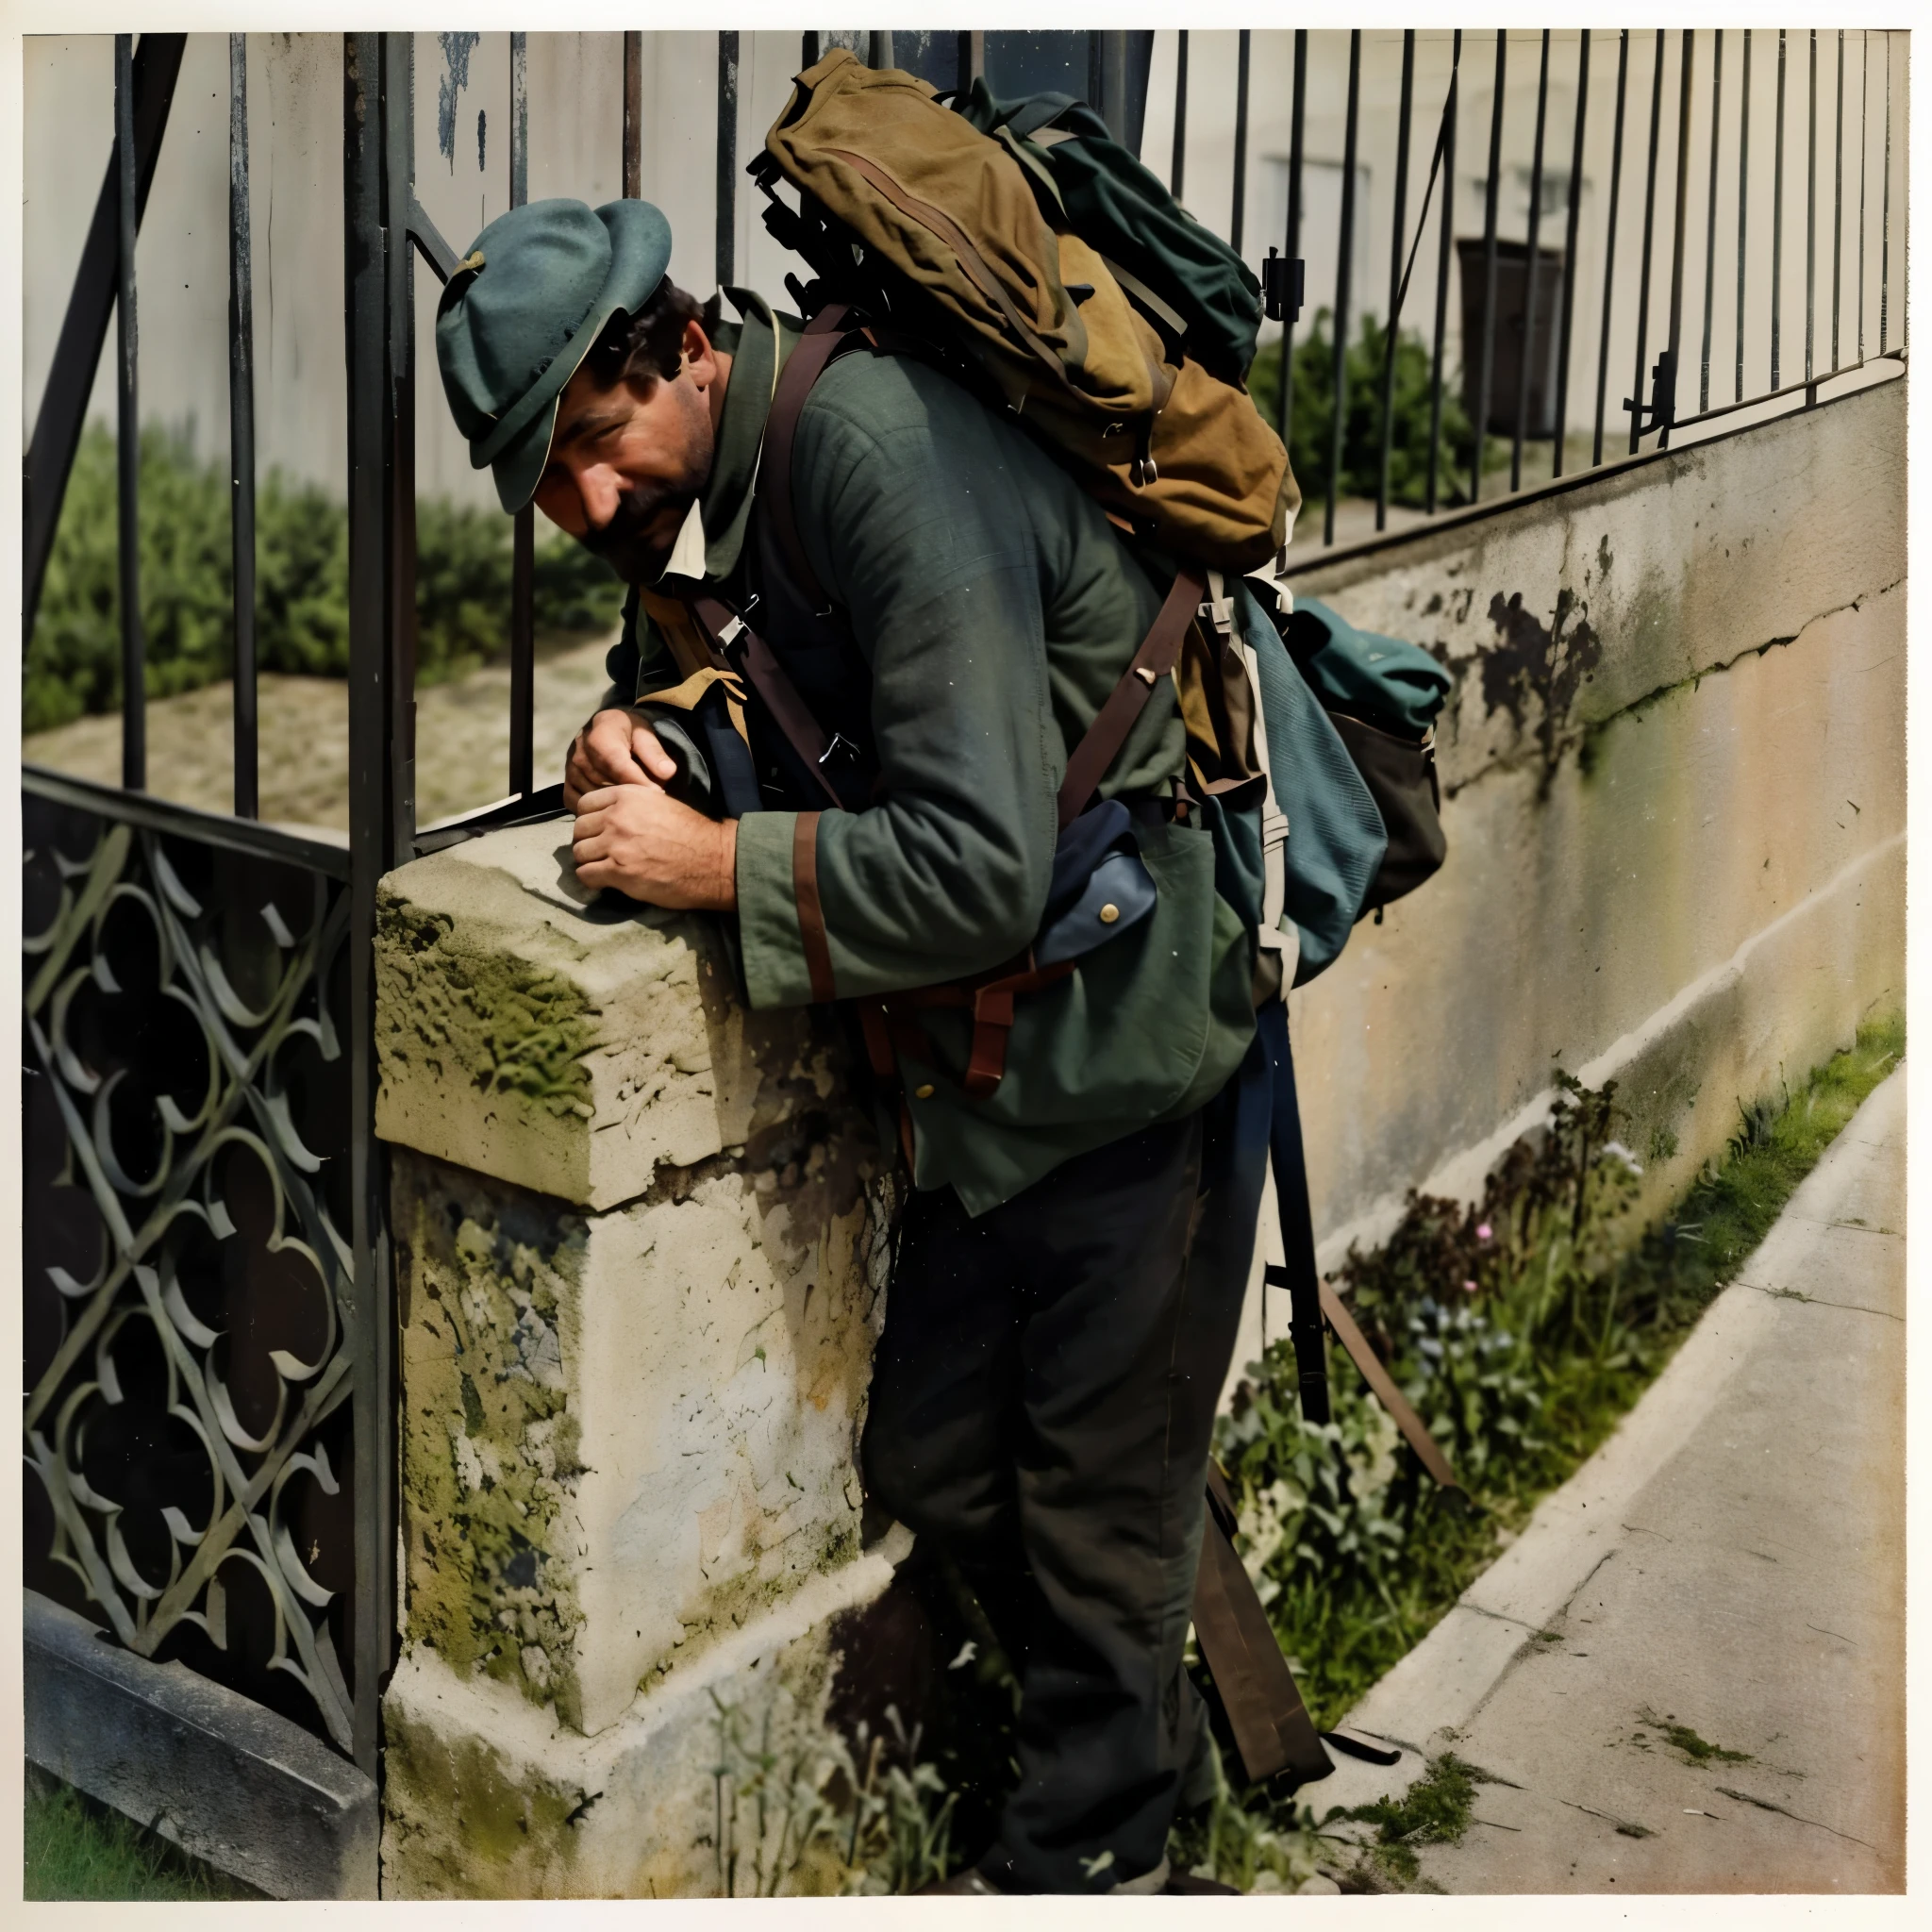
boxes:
[705,1690,957,1896]
[24,424,625,733]
[24,1767,263,1901]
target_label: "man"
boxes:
[435,195,1272,1895]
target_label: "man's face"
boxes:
[533,319,721,582]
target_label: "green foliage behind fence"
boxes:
[24,424,626,735]
[1248,311,1477,512]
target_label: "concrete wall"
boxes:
[1278,373,1906,1287]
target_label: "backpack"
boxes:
[751,48,1296,573]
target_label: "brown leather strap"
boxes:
[1320,1279,1463,1492]
[1191,1463,1335,1790]
[1057,565,1207,830]
[793,811,837,1003]
[761,303,857,613]
[687,594,846,811]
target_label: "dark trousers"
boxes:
[861,1028,1272,1893]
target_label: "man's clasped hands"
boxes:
[564,707,739,911]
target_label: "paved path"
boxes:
[1317,1069,1906,1892]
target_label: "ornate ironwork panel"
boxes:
[23,781,365,1756]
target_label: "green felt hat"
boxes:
[435,196,675,513]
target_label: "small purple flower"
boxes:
[1475,1223,1493,1242]
[1461,1278,1479,1294]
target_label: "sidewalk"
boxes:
[1315,1069,1907,1892]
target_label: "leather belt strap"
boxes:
[792,811,836,1003]
[1057,565,1206,829]
[1191,1461,1334,1789]
[888,956,1076,1097]
[1319,1279,1463,1493]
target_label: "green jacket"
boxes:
[606,293,1257,1214]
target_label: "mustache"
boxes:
[575,482,692,570]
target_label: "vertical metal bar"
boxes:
[1658,32,1695,447]
[1592,30,1630,465]
[1736,30,1752,402]
[958,32,984,93]
[384,33,417,858]
[115,35,144,791]
[1470,29,1507,501]
[1626,31,1666,454]
[1230,29,1252,256]
[228,34,258,819]
[1510,30,1551,490]
[716,31,739,290]
[1376,30,1416,527]
[341,26,398,1780]
[1699,29,1723,414]
[1170,29,1189,199]
[1324,31,1361,545]
[1092,29,1127,143]
[1772,29,1786,390]
[1806,29,1817,391]
[1425,29,1460,512]
[1551,29,1589,480]
[509,31,533,799]
[802,32,820,72]
[869,32,893,72]
[1858,32,1869,361]
[1277,29,1307,454]
[1831,31,1844,371]
[1879,33,1890,354]
[623,32,642,197]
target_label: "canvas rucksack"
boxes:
[751,47,1297,574]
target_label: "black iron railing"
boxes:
[1189,28,1908,548]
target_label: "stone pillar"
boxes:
[373,819,905,1897]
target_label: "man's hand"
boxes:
[564,707,679,809]
[572,784,739,910]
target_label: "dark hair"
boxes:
[582,277,705,389]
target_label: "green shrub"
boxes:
[1248,310,1477,511]
[24,423,625,734]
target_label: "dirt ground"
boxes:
[21,632,620,839]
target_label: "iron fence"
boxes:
[15,23,1913,1789]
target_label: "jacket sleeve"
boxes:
[734,366,1066,1008]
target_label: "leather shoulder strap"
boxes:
[1057,565,1205,829]
[761,303,858,614]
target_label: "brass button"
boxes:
[1099,903,1121,924]
[913,1083,936,1100]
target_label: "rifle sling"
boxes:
[1319,1279,1463,1494]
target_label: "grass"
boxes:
[23,1764,265,1901]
